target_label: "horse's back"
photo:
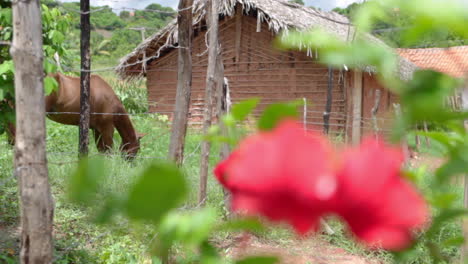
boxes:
[46,73,122,127]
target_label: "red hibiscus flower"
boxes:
[334,138,428,250]
[214,120,337,234]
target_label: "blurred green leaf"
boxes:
[125,162,187,223]
[231,98,260,122]
[401,70,460,124]
[44,76,58,95]
[429,193,459,209]
[200,241,221,264]
[93,195,123,224]
[258,101,302,131]
[442,236,465,247]
[426,209,468,238]
[68,157,106,205]
[218,217,265,233]
[236,256,279,264]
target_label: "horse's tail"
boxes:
[113,104,140,159]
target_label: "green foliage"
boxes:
[110,78,148,114]
[231,98,259,122]
[258,101,302,131]
[333,0,467,48]
[125,163,187,223]
[0,4,72,136]
[68,157,106,205]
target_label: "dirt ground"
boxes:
[222,233,381,264]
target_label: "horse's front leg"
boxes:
[93,129,108,153]
[100,125,114,152]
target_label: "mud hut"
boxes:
[117,0,417,141]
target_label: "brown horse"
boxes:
[8,73,144,159]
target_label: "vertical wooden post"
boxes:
[351,70,363,145]
[458,81,467,263]
[371,89,381,138]
[234,3,242,64]
[393,103,410,162]
[323,67,333,134]
[168,0,194,165]
[79,0,91,156]
[199,0,220,206]
[11,0,54,262]
[218,77,230,215]
[303,98,307,130]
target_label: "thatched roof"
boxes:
[116,0,417,80]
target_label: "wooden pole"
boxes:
[168,0,194,165]
[457,81,466,263]
[79,0,91,156]
[198,0,219,206]
[371,89,381,138]
[351,70,363,145]
[303,98,307,130]
[323,66,333,134]
[11,0,54,262]
[218,77,230,215]
[393,103,410,162]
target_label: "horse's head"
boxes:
[120,132,146,161]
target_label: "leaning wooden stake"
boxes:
[79,0,91,156]
[168,0,194,165]
[198,0,220,206]
[11,1,54,262]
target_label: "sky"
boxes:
[60,0,362,12]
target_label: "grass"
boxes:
[0,115,227,264]
[0,76,464,263]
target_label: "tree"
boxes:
[120,10,131,20]
[11,0,53,262]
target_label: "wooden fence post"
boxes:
[323,67,333,134]
[218,77,230,214]
[303,98,307,130]
[198,0,220,206]
[79,0,91,156]
[371,89,381,138]
[168,0,194,165]
[11,0,54,262]
[461,78,468,264]
[393,103,410,162]
[352,70,363,145]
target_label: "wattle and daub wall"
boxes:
[145,11,396,138]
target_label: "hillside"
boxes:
[41,0,175,69]
[333,2,467,48]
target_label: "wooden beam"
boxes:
[168,0,194,165]
[235,3,242,63]
[351,70,363,145]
